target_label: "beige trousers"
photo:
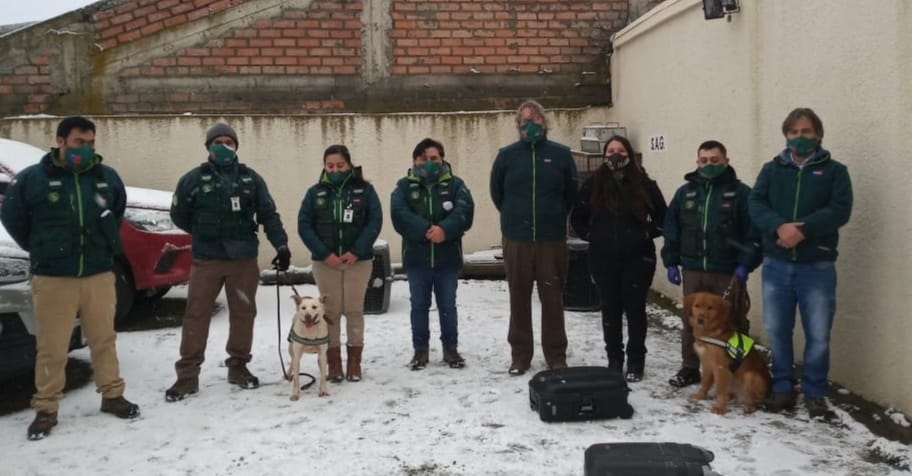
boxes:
[31,272,124,413]
[311,260,372,347]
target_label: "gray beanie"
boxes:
[205,123,239,148]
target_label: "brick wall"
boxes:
[0,49,54,113]
[390,0,626,75]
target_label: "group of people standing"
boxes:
[2,101,851,441]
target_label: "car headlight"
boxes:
[124,208,181,232]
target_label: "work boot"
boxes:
[805,397,837,421]
[227,364,260,389]
[625,364,644,383]
[409,350,429,371]
[165,377,199,402]
[27,411,58,441]
[443,347,466,369]
[508,362,530,376]
[327,346,344,383]
[762,390,798,413]
[100,396,140,419]
[668,367,701,388]
[346,345,363,382]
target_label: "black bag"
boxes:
[528,366,633,422]
[584,442,719,476]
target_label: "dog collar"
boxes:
[697,333,754,372]
[287,329,329,346]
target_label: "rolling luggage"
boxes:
[584,442,719,476]
[528,366,633,422]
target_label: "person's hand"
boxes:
[776,222,805,248]
[271,245,291,271]
[425,225,446,244]
[666,266,682,286]
[734,265,749,284]
[325,253,343,267]
[339,252,359,265]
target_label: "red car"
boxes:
[0,138,191,323]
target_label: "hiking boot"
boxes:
[227,365,260,389]
[346,345,363,382]
[443,347,466,369]
[805,397,837,421]
[27,411,58,441]
[327,346,344,383]
[100,396,140,419]
[762,390,797,413]
[409,350,429,371]
[508,362,530,376]
[625,365,644,383]
[668,367,701,388]
[165,377,199,402]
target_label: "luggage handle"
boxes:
[577,397,595,416]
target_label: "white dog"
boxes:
[285,295,332,400]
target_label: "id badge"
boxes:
[343,208,354,223]
[230,196,241,211]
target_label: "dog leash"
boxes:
[275,268,316,390]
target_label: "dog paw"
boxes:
[689,391,707,400]
[743,404,758,414]
[290,394,300,401]
[319,390,329,397]
[711,404,727,415]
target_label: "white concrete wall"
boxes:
[606,0,912,413]
[0,107,609,268]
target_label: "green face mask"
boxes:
[698,164,727,179]
[519,121,545,144]
[208,144,237,167]
[415,161,442,182]
[63,145,95,172]
[327,170,351,186]
[787,136,819,157]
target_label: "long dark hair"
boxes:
[589,136,654,223]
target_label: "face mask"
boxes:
[208,143,237,167]
[519,121,545,144]
[787,136,819,157]
[604,153,629,171]
[327,170,351,186]
[415,161,442,182]
[63,145,95,172]
[698,164,727,179]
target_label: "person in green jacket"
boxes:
[166,123,290,401]
[490,99,579,376]
[749,108,853,420]
[298,144,382,382]
[661,140,761,388]
[1,116,139,440]
[391,138,474,370]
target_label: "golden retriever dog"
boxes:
[685,291,771,414]
[286,295,333,400]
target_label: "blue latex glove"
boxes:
[666,266,681,286]
[734,265,749,284]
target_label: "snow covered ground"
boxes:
[1,279,909,476]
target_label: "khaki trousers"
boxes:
[502,238,569,367]
[680,269,751,369]
[311,259,372,347]
[175,258,259,379]
[31,272,123,413]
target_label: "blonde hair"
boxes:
[515,99,549,131]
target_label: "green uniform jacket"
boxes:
[391,166,474,269]
[170,159,288,260]
[489,139,578,242]
[748,148,853,263]
[661,166,761,273]
[297,167,383,262]
[1,151,126,277]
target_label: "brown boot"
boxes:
[346,345,363,382]
[327,346,344,383]
[27,411,58,441]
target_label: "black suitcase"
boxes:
[584,442,719,476]
[528,366,633,422]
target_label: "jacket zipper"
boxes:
[74,172,85,276]
[531,144,537,241]
[426,183,435,267]
[791,168,803,261]
[701,182,713,271]
[335,189,343,257]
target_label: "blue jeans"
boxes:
[761,257,837,398]
[406,265,460,351]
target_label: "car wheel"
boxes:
[138,286,171,301]
[113,261,135,326]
